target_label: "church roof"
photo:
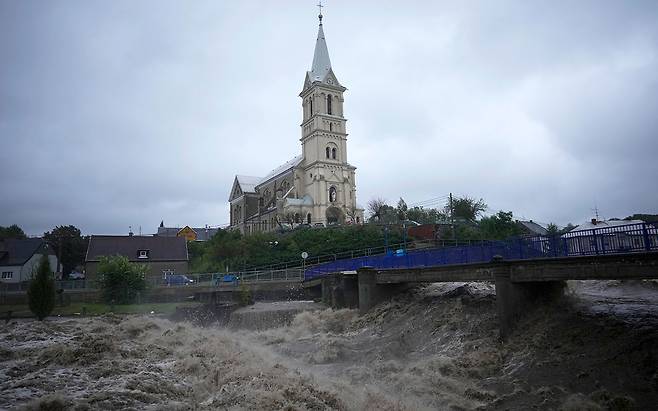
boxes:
[309,22,332,83]
[257,154,303,186]
[236,175,261,193]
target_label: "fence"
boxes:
[304,222,658,279]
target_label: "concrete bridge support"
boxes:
[494,267,565,339]
[357,268,409,314]
[321,272,359,309]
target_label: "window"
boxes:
[329,186,337,202]
[332,148,337,159]
[295,213,301,223]
[2,271,13,279]
[327,95,332,115]
[162,269,173,279]
[326,147,330,159]
[307,213,312,224]
[138,250,149,259]
[310,98,313,115]
[329,123,333,132]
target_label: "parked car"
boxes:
[68,271,85,280]
[164,274,194,286]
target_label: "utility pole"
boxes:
[450,193,456,244]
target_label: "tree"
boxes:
[97,256,147,304]
[367,198,388,221]
[43,225,88,277]
[446,196,487,222]
[479,211,521,240]
[0,224,27,240]
[546,223,559,236]
[396,198,408,221]
[27,256,56,320]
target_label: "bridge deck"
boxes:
[371,251,658,284]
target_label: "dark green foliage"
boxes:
[27,256,56,320]
[190,224,403,273]
[546,223,559,236]
[479,211,522,240]
[238,283,254,306]
[447,196,487,222]
[624,214,658,223]
[97,256,147,304]
[43,225,88,277]
[0,224,27,240]
[396,198,408,221]
[406,206,447,224]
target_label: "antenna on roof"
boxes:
[591,206,600,222]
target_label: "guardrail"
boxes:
[304,222,658,279]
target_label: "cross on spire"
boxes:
[317,0,323,24]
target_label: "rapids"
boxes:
[1,280,657,410]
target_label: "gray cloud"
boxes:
[1,0,657,235]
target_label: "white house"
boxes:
[562,219,658,254]
[0,238,58,283]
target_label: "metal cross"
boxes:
[317,1,323,16]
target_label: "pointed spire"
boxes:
[309,11,332,83]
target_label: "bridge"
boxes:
[302,222,658,338]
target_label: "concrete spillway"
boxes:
[227,301,325,330]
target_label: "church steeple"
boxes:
[304,7,341,88]
[310,19,332,82]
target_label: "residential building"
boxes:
[85,235,188,280]
[0,238,58,283]
[563,219,658,254]
[157,222,218,241]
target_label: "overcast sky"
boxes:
[1,0,657,236]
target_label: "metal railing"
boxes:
[304,222,658,279]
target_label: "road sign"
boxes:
[301,252,308,259]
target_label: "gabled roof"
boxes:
[0,238,48,267]
[571,219,645,232]
[236,175,261,193]
[85,235,188,262]
[157,226,218,241]
[518,220,549,236]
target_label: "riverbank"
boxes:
[1,280,656,410]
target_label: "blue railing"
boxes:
[304,222,658,280]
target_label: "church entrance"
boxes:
[325,206,344,225]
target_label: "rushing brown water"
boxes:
[1,281,657,410]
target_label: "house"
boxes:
[85,235,189,281]
[0,238,58,283]
[562,219,658,254]
[517,220,549,237]
[156,222,218,241]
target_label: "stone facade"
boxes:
[229,15,363,234]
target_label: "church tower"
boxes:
[298,11,361,225]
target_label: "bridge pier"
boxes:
[494,267,565,339]
[321,273,359,309]
[358,268,409,314]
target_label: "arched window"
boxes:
[259,197,264,207]
[329,186,337,203]
[327,95,332,115]
[294,213,300,223]
[307,213,312,224]
[326,147,330,159]
[332,148,337,160]
[309,98,313,115]
[329,123,333,132]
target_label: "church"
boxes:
[228,11,363,234]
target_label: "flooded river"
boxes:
[1,280,657,410]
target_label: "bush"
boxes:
[97,256,147,304]
[28,256,56,320]
[238,283,254,306]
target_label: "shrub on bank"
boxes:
[27,256,56,320]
